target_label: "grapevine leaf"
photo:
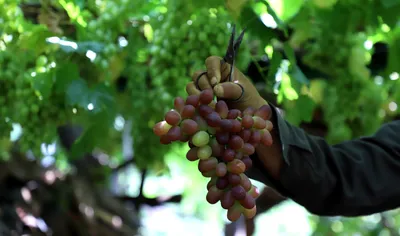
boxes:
[283,42,310,86]
[267,51,283,83]
[18,25,54,56]
[54,63,80,93]
[238,6,276,42]
[87,84,116,114]
[376,1,400,28]
[65,78,90,108]
[381,0,400,8]
[32,71,55,99]
[261,0,288,36]
[284,95,317,126]
[281,0,304,21]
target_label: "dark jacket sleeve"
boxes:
[249,104,400,217]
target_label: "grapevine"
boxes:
[153,88,274,222]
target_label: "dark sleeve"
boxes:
[249,104,400,217]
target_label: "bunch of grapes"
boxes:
[153,89,274,222]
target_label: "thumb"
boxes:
[213,82,244,101]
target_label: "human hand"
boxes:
[186,56,268,112]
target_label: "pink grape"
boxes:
[200,89,214,104]
[181,105,196,119]
[185,95,200,107]
[174,97,185,112]
[153,121,172,136]
[215,100,229,118]
[181,119,198,135]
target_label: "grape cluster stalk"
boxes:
[153,89,274,222]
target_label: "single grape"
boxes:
[249,185,260,198]
[207,177,217,190]
[206,112,221,127]
[193,115,208,131]
[239,129,251,142]
[186,147,199,161]
[227,204,242,222]
[198,157,218,172]
[220,119,233,132]
[231,119,242,133]
[197,145,212,159]
[249,130,261,144]
[216,176,229,189]
[231,185,246,200]
[180,134,190,142]
[165,110,181,126]
[198,104,213,117]
[242,143,255,155]
[202,170,216,177]
[215,132,229,145]
[253,116,266,129]
[255,105,272,120]
[228,173,241,185]
[192,130,209,147]
[166,126,181,141]
[181,119,198,135]
[243,107,255,116]
[207,126,216,135]
[239,193,255,209]
[222,148,235,162]
[199,88,214,104]
[227,159,246,174]
[174,97,185,112]
[215,162,227,177]
[221,191,235,209]
[261,130,273,146]
[243,206,257,219]
[210,139,224,157]
[266,120,274,131]
[160,135,171,144]
[227,109,241,119]
[186,94,200,107]
[153,121,172,136]
[240,174,252,191]
[241,115,254,129]
[181,105,196,119]
[229,135,244,150]
[206,186,223,204]
[241,156,253,170]
[215,100,228,118]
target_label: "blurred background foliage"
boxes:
[0,0,400,235]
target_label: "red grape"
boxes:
[198,157,218,172]
[227,109,241,119]
[210,139,224,157]
[207,177,217,190]
[186,95,200,107]
[242,143,255,155]
[181,105,196,119]
[243,107,255,116]
[215,132,230,145]
[231,119,242,133]
[239,193,255,209]
[200,88,214,104]
[222,148,235,162]
[227,159,246,174]
[253,116,266,129]
[215,100,229,118]
[198,104,213,117]
[241,156,253,170]
[166,126,181,141]
[241,115,254,129]
[249,130,261,144]
[180,134,190,142]
[174,97,185,112]
[186,147,198,161]
[255,105,272,120]
[193,115,208,131]
[261,130,273,146]
[206,186,222,204]
[228,173,241,185]
[229,135,244,150]
[266,120,274,131]
[181,119,198,135]
[216,176,229,189]
[221,191,235,209]
[231,185,246,200]
[215,162,227,177]
[240,174,252,191]
[239,129,251,142]
[153,121,172,136]
[220,119,233,132]
[206,112,221,127]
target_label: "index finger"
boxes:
[205,56,224,86]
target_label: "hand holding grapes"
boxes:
[186,56,268,112]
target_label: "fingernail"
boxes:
[214,84,224,97]
[211,77,218,86]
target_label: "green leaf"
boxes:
[261,0,288,36]
[87,83,116,114]
[47,38,106,54]
[18,25,54,56]
[54,63,80,94]
[281,0,304,21]
[239,6,276,42]
[284,42,310,86]
[381,0,400,8]
[267,51,283,82]
[284,95,317,126]
[65,78,90,108]
[31,70,55,99]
